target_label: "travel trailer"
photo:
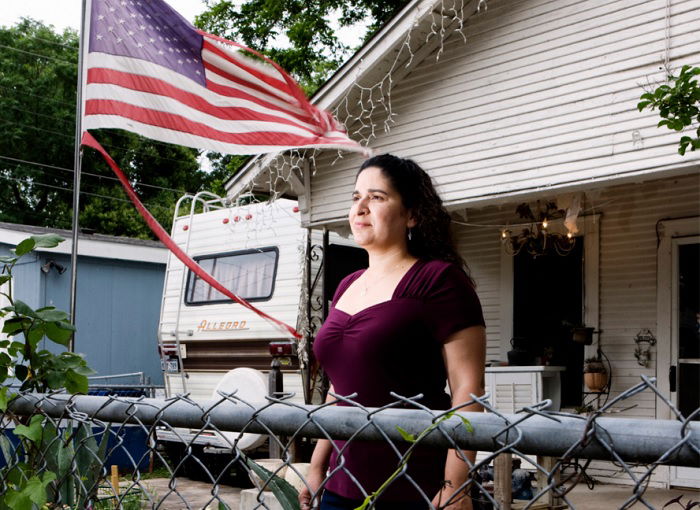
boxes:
[156,193,308,454]
[155,192,366,458]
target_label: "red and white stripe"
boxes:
[83,35,363,155]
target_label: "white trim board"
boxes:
[0,227,167,264]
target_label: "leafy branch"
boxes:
[638,65,700,155]
[0,234,97,509]
[355,411,473,510]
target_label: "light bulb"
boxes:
[567,232,573,239]
[542,218,548,229]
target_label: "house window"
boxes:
[513,240,584,407]
[185,247,279,305]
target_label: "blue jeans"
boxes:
[319,490,429,510]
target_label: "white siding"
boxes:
[309,0,700,224]
[454,172,699,485]
[454,173,700,414]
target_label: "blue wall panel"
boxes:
[1,241,164,385]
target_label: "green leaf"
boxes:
[396,425,416,443]
[24,474,51,505]
[44,321,74,345]
[8,341,24,355]
[0,255,18,264]
[458,415,474,434]
[72,365,95,376]
[14,238,36,257]
[0,275,10,286]
[34,307,69,322]
[27,325,45,348]
[14,415,44,442]
[12,300,37,318]
[64,370,89,394]
[2,318,25,335]
[0,386,9,412]
[639,92,655,101]
[4,490,32,510]
[0,434,14,466]
[14,364,28,381]
[58,425,76,505]
[46,370,64,389]
[637,100,652,111]
[30,233,64,248]
[243,454,300,510]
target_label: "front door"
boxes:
[671,237,700,488]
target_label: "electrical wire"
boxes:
[5,104,73,126]
[0,84,76,107]
[18,33,77,50]
[0,173,175,213]
[0,155,188,195]
[0,43,75,64]
[0,119,202,167]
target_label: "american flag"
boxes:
[82,0,363,154]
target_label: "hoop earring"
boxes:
[408,228,412,241]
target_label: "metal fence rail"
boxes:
[1,376,698,510]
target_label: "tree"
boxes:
[195,0,410,94]
[0,19,220,239]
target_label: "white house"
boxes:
[227,0,700,488]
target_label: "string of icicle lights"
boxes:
[237,0,488,201]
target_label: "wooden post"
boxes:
[111,465,119,497]
[268,357,283,459]
[537,456,562,508]
[494,453,512,510]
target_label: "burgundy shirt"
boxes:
[313,259,485,502]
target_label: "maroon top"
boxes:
[313,259,485,502]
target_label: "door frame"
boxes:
[656,217,700,488]
[499,213,600,361]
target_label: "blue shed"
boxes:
[0,222,167,385]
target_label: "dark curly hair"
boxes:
[358,154,473,281]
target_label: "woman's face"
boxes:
[349,166,416,250]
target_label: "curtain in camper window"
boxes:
[186,248,278,304]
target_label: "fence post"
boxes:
[269,357,283,459]
[494,453,512,510]
[111,465,120,497]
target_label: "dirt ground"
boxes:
[138,478,698,509]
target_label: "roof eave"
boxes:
[224,0,440,197]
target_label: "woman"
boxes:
[300,154,486,510]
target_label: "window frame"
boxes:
[184,246,280,306]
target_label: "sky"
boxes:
[0,0,366,47]
[0,0,208,32]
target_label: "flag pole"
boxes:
[69,0,89,352]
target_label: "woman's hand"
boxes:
[298,467,325,509]
[432,484,474,510]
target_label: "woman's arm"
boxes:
[433,325,486,509]
[299,385,336,509]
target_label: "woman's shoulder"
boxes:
[399,259,469,297]
[417,259,467,281]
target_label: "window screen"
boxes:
[185,247,278,305]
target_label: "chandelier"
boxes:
[502,201,576,257]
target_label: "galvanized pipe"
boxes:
[10,394,699,467]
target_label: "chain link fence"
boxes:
[1,375,698,510]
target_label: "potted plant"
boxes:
[583,357,608,392]
[572,326,595,345]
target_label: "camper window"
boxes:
[185,247,279,305]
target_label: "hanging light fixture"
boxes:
[502,201,576,257]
